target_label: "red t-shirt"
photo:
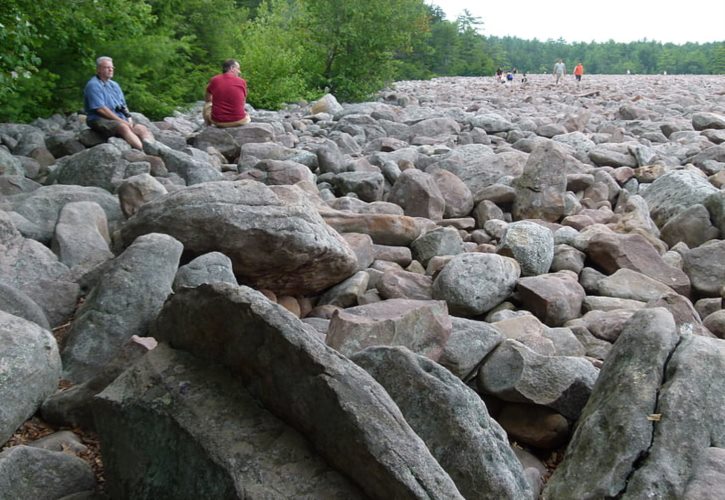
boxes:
[206,73,248,123]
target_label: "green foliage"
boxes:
[2,0,722,124]
[0,2,41,105]
[238,0,310,110]
[301,0,429,101]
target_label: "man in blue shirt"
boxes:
[84,56,153,150]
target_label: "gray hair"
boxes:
[96,56,113,68]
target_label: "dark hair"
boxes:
[222,59,239,73]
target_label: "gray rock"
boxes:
[51,201,113,269]
[0,282,50,330]
[7,184,123,244]
[387,168,445,220]
[0,211,79,326]
[94,344,365,499]
[143,139,223,185]
[624,333,725,498]
[61,233,182,383]
[438,316,504,381]
[54,143,128,192]
[598,268,680,302]
[428,167,474,218]
[410,226,464,267]
[187,126,239,162]
[172,252,237,292]
[151,283,463,499]
[0,445,95,499]
[660,203,720,248]
[116,173,168,218]
[682,239,725,297]
[586,231,690,296]
[252,159,315,186]
[0,147,24,176]
[117,181,358,295]
[683,447,725,499]
[543,308,679,499]
[332,171,385,202]
[432,253,520,316]
[692,112,725,131]
[41,336,153,433]
[0,311,61,446]
[512,142,575,222]
[352,346,533,500]
[478,339,599,419]
[497,220,554,276]
[641,170,719,228]
[0,175,41,196]
[317,270,369,308]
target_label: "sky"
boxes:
[426,0,725,45]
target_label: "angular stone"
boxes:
[478,339,599,419]
[439,317,503,381]
[516,271,586,327]
[587,231,690,296]
[172,252,237,292]
[326,298,451,361]
[0,445,95,498]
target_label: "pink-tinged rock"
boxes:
[326,299,451,361]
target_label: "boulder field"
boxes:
[1,74,724,498]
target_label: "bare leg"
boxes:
[115,122,144,150]
[132,123,154,143]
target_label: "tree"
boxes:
[238,0,309,109]
[300,0,429,101]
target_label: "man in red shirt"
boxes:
[203,59,250,127]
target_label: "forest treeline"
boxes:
[2,0,723,122]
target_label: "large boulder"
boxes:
[116,180,358,296]
[640,170,719,228]
[0,211,79,326]
[542,308,679,499]
[0,311,61,446]
[94,344,365,499]
[352,346,533,500]
[151,283,463,499]
[0,445,95,498]
[512,142,579,222]
[54,143,128,192]
[61,233,183,383]
[432,253,520,316]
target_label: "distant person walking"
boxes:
[553,59,566,84]
[574,62,584,84]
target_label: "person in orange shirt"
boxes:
[574,62,584,84]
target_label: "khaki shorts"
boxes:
[203,102,250,128]
[88,118,123,138]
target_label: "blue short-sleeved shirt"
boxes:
[84,76,127,122]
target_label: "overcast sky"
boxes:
[426,0,725,45]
